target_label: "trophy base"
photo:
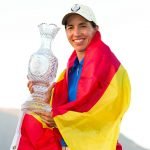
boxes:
[22,100,52,113]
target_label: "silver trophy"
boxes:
[22,23,60,112]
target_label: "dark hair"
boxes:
[65,21,97,29]
[90,21,97,28]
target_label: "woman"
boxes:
[20,4,131,150]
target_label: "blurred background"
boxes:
[0,0,150,149]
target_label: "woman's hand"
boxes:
[27,80,56,127]
[44,82,56,103]
[34,110,57,128]
[27,81,55,103]
[27,80,34,94]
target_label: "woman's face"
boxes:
[65,14,98,54]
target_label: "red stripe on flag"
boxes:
[18,114,61,150]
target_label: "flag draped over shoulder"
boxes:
[16,113,62,150]
[52,31,131,150]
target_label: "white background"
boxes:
[0,0,150,149]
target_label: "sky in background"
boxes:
[0,0,150,148]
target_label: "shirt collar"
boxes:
[73,57,84,68]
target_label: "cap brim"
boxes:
[62,13,78,25]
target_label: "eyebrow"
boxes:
[66,21,88,27]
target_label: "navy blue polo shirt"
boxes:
[61,57,84,146]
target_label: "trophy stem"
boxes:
[39,35,53,54]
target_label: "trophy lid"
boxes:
[38,23,60,39]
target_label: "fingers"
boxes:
[27,81,34,93]
[34,110,52,117]
[47,82,56,93]
[41,116,57,127]
[45,82,56,103]
[27,81,56,98]
[34,110,56,127]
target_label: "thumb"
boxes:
[45,82,56,103]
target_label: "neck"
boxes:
[76,51,85,62]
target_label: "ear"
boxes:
[96,25,99,31]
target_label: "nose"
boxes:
[73,27,80,36]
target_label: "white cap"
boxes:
[62,4,97,25]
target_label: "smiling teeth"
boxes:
[74,39,83,43]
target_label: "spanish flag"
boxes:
[52,31,131,150]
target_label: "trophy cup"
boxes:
[22,23,60,113]
[10,23,60,150]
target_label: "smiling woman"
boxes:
[11,3,131,150]
[65,14,98,61]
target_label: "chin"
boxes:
[75,47,86,52]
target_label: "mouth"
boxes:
[73,38,85,44]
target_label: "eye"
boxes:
[66,26,73,30]
[81,25,86,28]
[80,24,87,28]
